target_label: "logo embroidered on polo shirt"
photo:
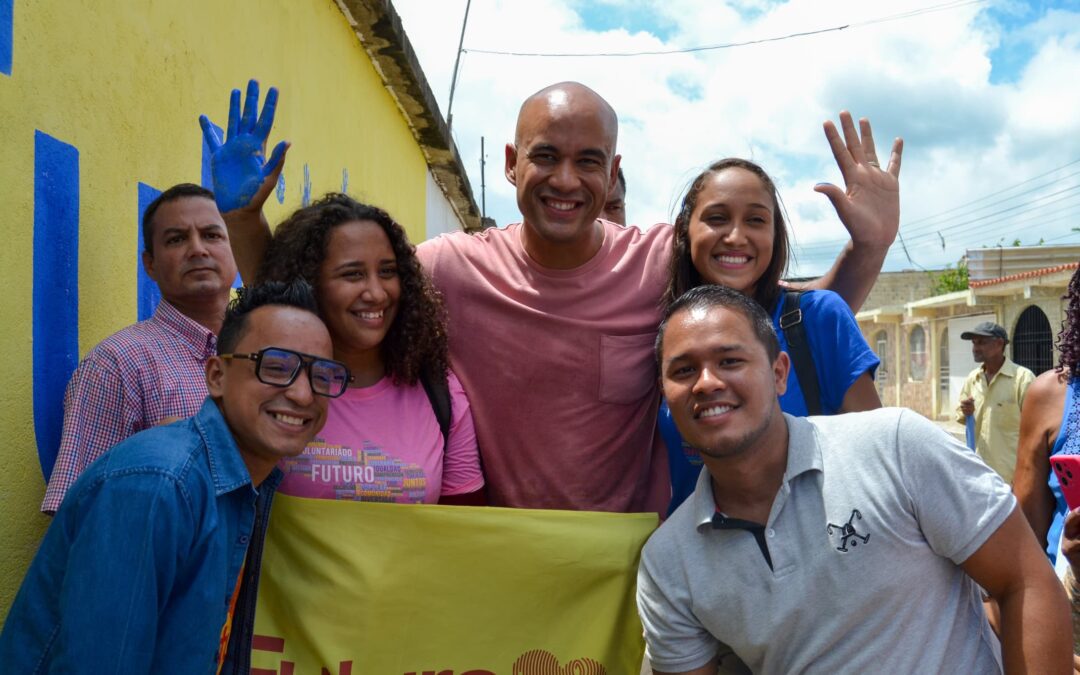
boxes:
[827,509,871,552]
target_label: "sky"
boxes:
[391,0,1080,276]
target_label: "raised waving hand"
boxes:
[199,80,287,282]
[199,79,289,215]
[805,111,904,311]
[815,111,903,252]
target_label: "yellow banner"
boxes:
[250,496,657,675]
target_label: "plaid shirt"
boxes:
[41,301,216,513]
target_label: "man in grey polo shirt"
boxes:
[638,285,1070,674]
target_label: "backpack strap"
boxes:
[779,291,823,416]
[420,369,452,451]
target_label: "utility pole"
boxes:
[480,136,486,219]
[446,0,472,135]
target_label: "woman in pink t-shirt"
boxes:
[257,193,484,505]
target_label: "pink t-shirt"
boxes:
[277,370,483,504]
[418,220,673,514]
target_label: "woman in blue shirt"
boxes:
[661,158,881,513]
[1014,265,1080,568]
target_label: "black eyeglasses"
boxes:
[220,347,353,398]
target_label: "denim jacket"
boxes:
[0,398,280,673]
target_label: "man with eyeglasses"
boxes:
[42,183,241,514]
[1,280,348,673]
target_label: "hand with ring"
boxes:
[814,111,903,252]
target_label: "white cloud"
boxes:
[393,0,1080,275]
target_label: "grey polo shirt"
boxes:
[637,408,1013,674]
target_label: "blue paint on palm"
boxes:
[199,80,286,213]
[33,131,80,481]
[209,140,271,212]
[302,163,311,206]
[276,172,286,204]
[137,183,163,321]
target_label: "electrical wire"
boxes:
[795,171,1080,253]
[894,159,1080,232]
[790,201,1080,261]
[791,206,1080,278]
[462,0,987,57]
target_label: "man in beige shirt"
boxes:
[956,321,1035,483]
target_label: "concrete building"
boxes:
[857,248,1078,420]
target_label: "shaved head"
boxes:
[515,82,618,150]
[506,81,622,269]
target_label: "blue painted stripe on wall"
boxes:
[33,131,80,481]
[1,0,13,76]
[137,182,162,321]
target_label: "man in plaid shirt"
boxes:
[41,183,239,513]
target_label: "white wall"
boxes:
[425,170,466,239]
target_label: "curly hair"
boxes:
[662,158,789,313]
[1056,266,1080,375]
[257,193,449,386]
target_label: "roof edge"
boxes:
[336,0,483,232]
[969,262,1079,288]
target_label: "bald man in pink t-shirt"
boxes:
[417,83,900,514]
[218,81,900,515]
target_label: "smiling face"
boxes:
[206,305,332,483]
[316,220,401,370]
[507,83,620,268]
[142,196,238,306]
[688,168,777,298]
[661,304,788,460]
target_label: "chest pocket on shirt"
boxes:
[990,395,1020,429]
[599,333,657,404]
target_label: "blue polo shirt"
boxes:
[0,398,281,673]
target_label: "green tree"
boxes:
[929,260,969,295]
[998,236,1045,246]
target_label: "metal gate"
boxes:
[938,328,950,416]
[1012,306,1053,375]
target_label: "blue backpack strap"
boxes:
[779,291,823,415]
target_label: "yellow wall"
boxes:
[0,0,431,624]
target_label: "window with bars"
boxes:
[874,330,889,398]
[909,325,927,381]
[938,328,950,412]
[1012,306,1053,375]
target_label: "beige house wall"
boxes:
[898,318,934,418]
[862,271,935,311]
[862,322,901,407]
[860,288,1071,419]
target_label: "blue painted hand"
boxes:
[199,79,288,214]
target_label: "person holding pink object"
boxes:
[1016,266,1080,564]
[1059,509,1080,660]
